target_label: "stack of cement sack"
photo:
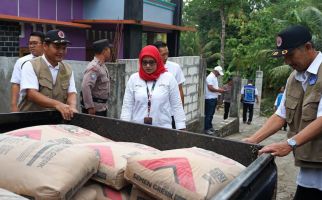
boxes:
[125,147,246,200]
[1,125,246,200]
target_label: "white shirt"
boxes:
[10,54,34,84]
[20,55,77,95]
[204,72,219,99]
[120,72,186,129]
[275,52,322,191]
[165,60,185,85]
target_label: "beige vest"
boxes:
[285,65,322,168]
[19,57,72,111]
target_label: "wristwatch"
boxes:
[287,138,297,150]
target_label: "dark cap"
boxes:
[44,29,71,44]
[272,25,312,57]
[93,39,113,53]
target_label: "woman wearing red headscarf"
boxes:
[120,45,186,129]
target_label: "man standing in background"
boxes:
[241,79,259,124]
[222,77,233,120]
[153,41,185,129]
[10,31,44,112]
[81,39,112,117]
[204,66,225,135]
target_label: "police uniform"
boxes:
[81,40,111,116]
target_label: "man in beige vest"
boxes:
[244,25,322,199]
[19,30,77,120]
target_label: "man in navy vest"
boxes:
[241,79,259,124]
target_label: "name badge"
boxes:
[309,74,317,85]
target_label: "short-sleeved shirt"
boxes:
[165,60,185,85]
[20,55,77,95]
[205,72,219,99]
[275,52,322,191]
[10,54,34,84]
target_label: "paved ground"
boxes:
[213,109,299,200]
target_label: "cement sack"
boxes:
[124,147,246,200]
[5,124,112,144]
[130,186,156,200]
[0,135,100,200]
[0,188,28,200]
[73,183,130,200]
[84,142,159,190]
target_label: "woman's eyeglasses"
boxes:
[142,60,156,66]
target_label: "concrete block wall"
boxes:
[0,21,20,57]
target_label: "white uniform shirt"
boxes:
[20,55,77,95]
[165,60,185,85]
[205,72,219,99]
[120,72,186,129]
[276,52,322,191]
[10,54,34,84]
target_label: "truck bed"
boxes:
[0,111,277,200]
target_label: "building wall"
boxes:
[143,0,175,24]
[0,56,203,130]
[0,21,20,57]
[0,0,83,20]
[83,0,125,20]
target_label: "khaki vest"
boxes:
[19,57,72,111]
[285,65,322,168]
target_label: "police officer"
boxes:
[81,39,112,116]
[20,29,77,120]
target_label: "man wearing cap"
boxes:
[244,25,322,199]
[80,39,112,116]
[10,31,44,112]
[241,79,259,124]
[204,66,225,135]
[19,29,77,120]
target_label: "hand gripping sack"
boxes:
[83,142,159,190]
[124,147,246,200]
[5,124,112,144]
[0,188,28,200]
[73,183,130,200]
[0,135,100,200]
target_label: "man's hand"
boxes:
[258,141,292,157]
[242,137,258,144]
[87,108,96,115]
[11,105,19,112]
[55,103,75,120]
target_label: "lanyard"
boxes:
[146,80,156,117]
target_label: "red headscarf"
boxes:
[139,45,166,81]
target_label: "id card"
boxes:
[144,117,152,125]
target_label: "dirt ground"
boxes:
[215,111,299,200]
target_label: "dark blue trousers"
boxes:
[204,98,217,130]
